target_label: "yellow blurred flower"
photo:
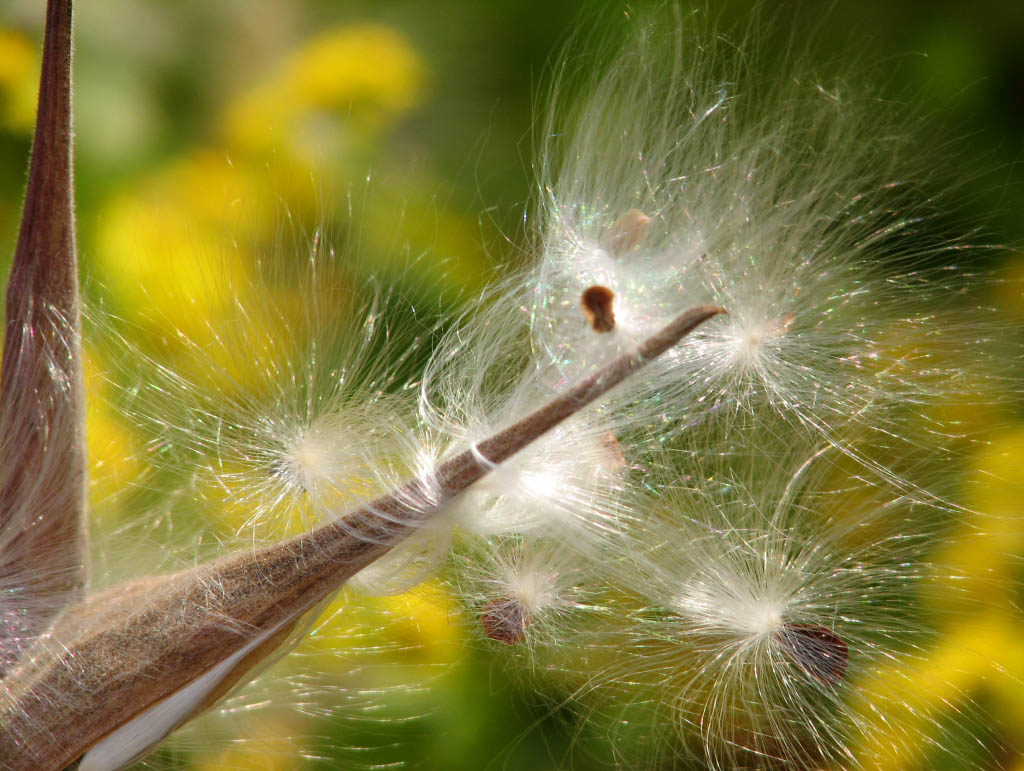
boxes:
[996,254,1024,317]
[193,723,306,771]
[851,612,1017,770]
[84,347,142,520]
[94,153,258,344]
[850,426,1024,767]
[928,424,1024,606]
[223,24,425,160]
[300,582,464,673]
[0,27,38,132]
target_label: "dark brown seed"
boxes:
[776,624,849,687]
[480,597,530,645]
[582,285,616,333]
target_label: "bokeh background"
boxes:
[1,1,1023,769]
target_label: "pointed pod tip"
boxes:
[639,303,726,360]
[10,0,76,301]
[679,304,729,324]
[0,0,85,666]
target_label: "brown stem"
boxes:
[0,0,86,676]
[0,305,723,769]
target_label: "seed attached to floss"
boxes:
[776,623,850,687]
[268,457,294,482]
[600,208,652,257]
[582,285,616,333]
[597,432,627,471]
[480,596,530,645]
[739,312,798,356]
[771,312,797,336]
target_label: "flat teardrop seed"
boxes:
[776,624,849,687]
[480,597,530,645]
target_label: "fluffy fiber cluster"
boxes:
[74,9,1020,771]
[414,13,1015,770]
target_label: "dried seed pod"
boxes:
[0,0,86,672]
[776,624,849,687]
[582,285,615,333]
[0,304,725,769]
[480,596,530,644]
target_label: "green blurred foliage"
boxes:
[0,1,1018,273]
